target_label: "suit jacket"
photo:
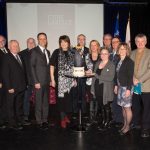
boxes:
[115,56,134,90]
[130,48,150,92]
[19,48,33,86]
[0,48,9,83]
[109,52,120,66]
[2,52,26,92]
[72,46,89,67]
[30,46,50,86]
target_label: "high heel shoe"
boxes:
[120,130,130,135]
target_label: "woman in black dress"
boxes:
[50,35,75,128]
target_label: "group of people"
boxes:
[0,33,150,138]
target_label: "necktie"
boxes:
[43,49,47,63]
[1,49,6,54]
[16,54,22,66]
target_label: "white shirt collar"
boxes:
[38,45,46,52]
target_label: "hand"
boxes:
[85,69,92,74]
[0,83,2,88]
[51,80,56,88]
[73,80,77,87]
[35,83,41,89]
[133,77,139,85]
[114,86,118,94]
[99,62,105,69]
[8,89,15,93]
[125,90,131,98]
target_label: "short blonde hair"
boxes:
[89,40,100,54]
[117,42,131,56]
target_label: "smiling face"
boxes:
[103,34,112,48]
[27,38,36,50]
[112,37,120,50]
[118,45,127,57]
[100,49,109,61]
[90,41,100,54]
[60,40,69,50]
[38,34,47,48]
[135,36,147,50]
[9,40,20,54]
[77,35,86,47]
[0,35,6,49]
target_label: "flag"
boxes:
[125,13,131,47]
[114,13,119,36]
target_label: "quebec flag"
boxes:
[114,13,119,36]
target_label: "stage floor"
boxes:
[0,123,150,150]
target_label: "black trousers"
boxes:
[0,87,7,124]
[95,80,103,108]
[35,85,49,124]
[6,90,24,126]
[72,78,87,113]
[132,93,150,129]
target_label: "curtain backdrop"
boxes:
[0,1,7,39]
[104,3,150,49]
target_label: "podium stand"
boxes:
[65,74,94,132]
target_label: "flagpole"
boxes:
[125,12,131,47]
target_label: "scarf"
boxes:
[58,49,74,97]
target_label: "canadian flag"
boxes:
[125,13,131,47]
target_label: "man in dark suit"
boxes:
[72,34,89,118]
[0,35,8,129]
[19,38,36,125]
[102,33,113,53]
[2,40,26,130]
[30,33,50,130]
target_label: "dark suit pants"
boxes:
[132,93,150,129]
[112,94,123,123]
[6,91,24,126]
[35,85,49,124]
[0,88,7,124]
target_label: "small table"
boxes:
[65,73,95,132]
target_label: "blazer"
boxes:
[72,46,89,67]
[19,48,33,86]
[109,52,120,66]
[91,60,115,105]
[30,46,50,86]
[0,48,9,83]
[130,48,150,92]
[2,52,26,92]
[115,56,134,90]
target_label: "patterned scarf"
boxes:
[58,49,74,97]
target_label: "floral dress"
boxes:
[116,60,133,107]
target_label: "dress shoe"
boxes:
[41,122,49,130]
[0,124,6,130]
[22,120,31,126]
[8,125,23,130]
[141,129,150,138]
